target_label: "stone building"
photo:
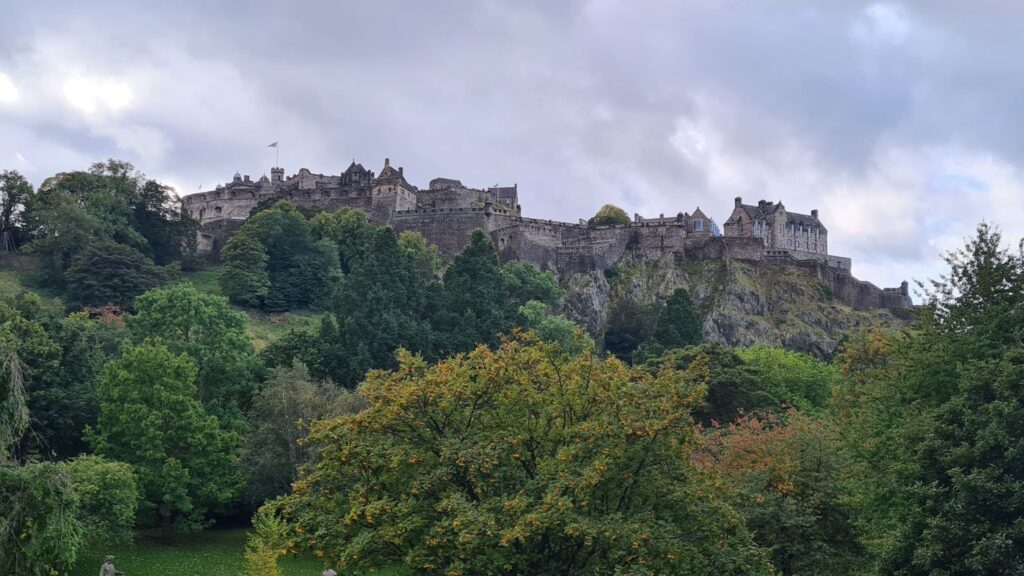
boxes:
[633,207,716,237]
[723,197,850,270]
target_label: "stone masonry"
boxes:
[181,159,912,309]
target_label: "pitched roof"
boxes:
[786,211,827,232]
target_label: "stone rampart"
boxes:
[189,192,912,310]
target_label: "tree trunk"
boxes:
[161,515,174,543]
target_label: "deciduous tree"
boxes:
[87,343,243,540]
[276,335,771,575]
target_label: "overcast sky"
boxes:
[2,1,1023,287]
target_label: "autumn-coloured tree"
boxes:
[699,412,863,575]
[275,334,771,575]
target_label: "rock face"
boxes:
[563,255,911,358]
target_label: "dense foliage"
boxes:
[65,241,168,308]
[87,343,243,540]
[700,413,862,575]
[276,335,771,575]
[243,361,365,506]
[219,201,339,310]
[127,284,261,429]
[587,203,631,226]
[61,455,140,545]
[261,217,566,387]
[841,224,1024,574]
[24,160,194,293]
[0,462,83,575]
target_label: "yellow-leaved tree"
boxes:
[273,333,771,575]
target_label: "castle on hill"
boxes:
[182,159,911,309]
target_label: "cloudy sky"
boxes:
[2,1,1023,287]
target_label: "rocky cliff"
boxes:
[563,255,912,358]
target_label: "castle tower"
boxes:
[271,166,284,183]
[371,158,418,222]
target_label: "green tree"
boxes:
[588,203,630,226]
[502,260,563,309]
[639,343,772,426]
[736,346,838,413]
[276,335,771,575]
[399,230,442,281]
[128,284,261,428]
[222,201,339,311]
[434,229,514,355]
[843,224,1024,574]
[24,160,194,284]
[603,298,662,364]
[518,300,592,355]
[219,230,270,308]
[0,169,32,251]
[64,241,165,309]
[0,330,85,576]
[310,207,377,273]
[87,343,243,540]
[0,291,124,460]
[243,361,365,506]
[0,463,84,575]
[332,226,433,385]
[61,455,140,546]
[644,287,703,355]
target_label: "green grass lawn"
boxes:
[69,528,327,576]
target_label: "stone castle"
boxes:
[182,159,912,309]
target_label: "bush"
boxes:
[62,455,140,545]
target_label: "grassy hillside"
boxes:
[179,265,320,351]
[0,258,319,351]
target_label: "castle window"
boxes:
[693,219,704,231]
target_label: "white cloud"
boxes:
[63,75,134,115]
[0,72,17,104]
[851,3,913,46]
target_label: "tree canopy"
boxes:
[587,203,630,226]
[275,335,771,575]
[87,343,243,540]
[24,159,194,289]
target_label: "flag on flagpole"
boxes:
[268,142,278,148]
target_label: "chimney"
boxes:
[243,175,250,182]
[758,200,766,210]
[384,157,390,168]
[735,196,742,208]
[811,209,819,219]
[399,166,403,177]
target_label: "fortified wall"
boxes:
[182,160,912,310]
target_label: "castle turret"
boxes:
[271,167,284,183]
